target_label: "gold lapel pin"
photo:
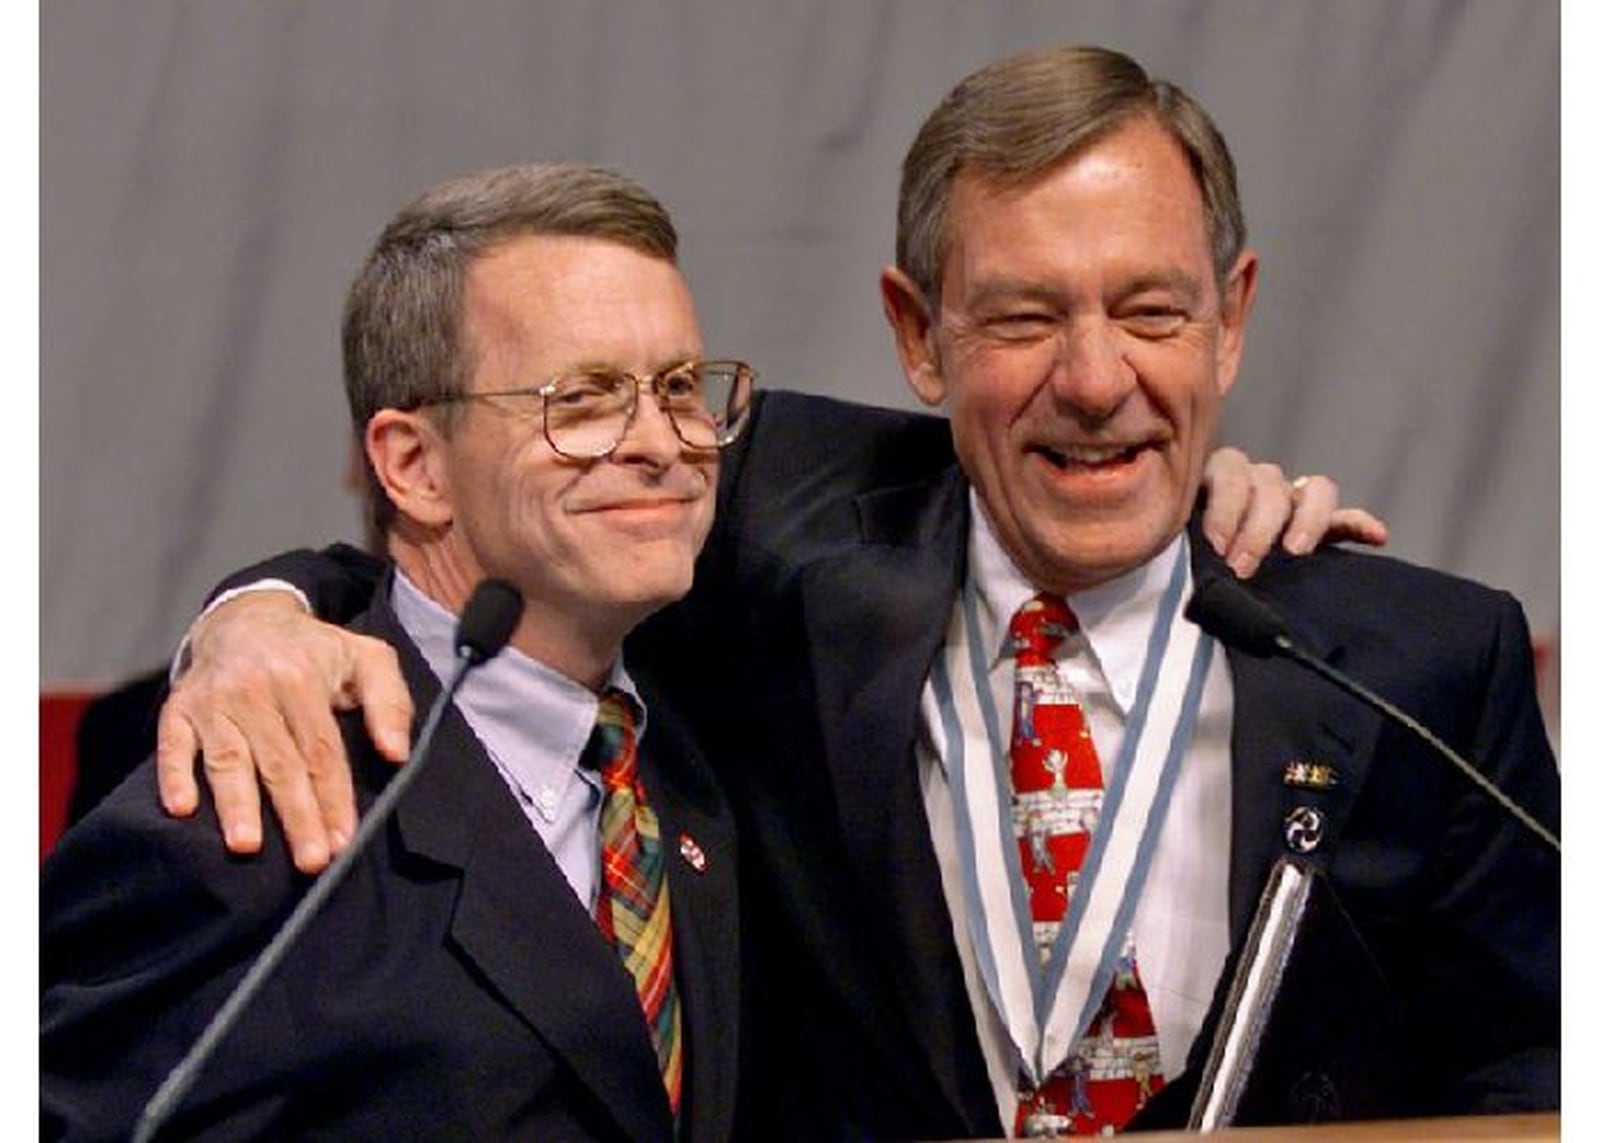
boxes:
[1282,760,1340,790]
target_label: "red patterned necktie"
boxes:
[1007,593,1163,1136]
[590,689,683,1115]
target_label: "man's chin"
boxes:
[1019,516,1184,594]
[606,568,697,616]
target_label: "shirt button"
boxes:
[532,786,559,820]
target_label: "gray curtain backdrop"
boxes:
[41,0,1558,689]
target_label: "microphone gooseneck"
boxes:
[1185,574,1559,856]
[133,578,525,1142]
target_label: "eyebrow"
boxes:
[1114,269,1207,303]
[560,354,704,375]
[960,268,1208,311]
[956,280,1066,315]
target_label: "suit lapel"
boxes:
[358,593,673,1143]
[803,473,966,893]
[800,468,1000,1134]
[1187,538,1385,941]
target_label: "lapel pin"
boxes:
[678,832,708,873]
[1282,760,1340,790]
[1284,805,1325,854]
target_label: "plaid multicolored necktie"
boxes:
[1007,593,1163,1136]
[589,689,683,1115]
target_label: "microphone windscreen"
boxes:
[1185,575,1290,658]
[455,579,524,663]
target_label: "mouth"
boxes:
[568,496,705,540]
[563,466,712,526]
[575,497,697,517]
[1031,440,1157,472]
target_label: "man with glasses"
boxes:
[42,162,744,1141]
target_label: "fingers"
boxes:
[157,683,270,855]
[1327,507,1390,548]
[172,663,336,871]
[1282,475,1339,556]
[156,689,275,858]
[1221,462,1290,579]
[1282,479,1391,553]
[155,703,201,819]
[146,594,419,876]
[1200,448,1291,579]
[152,590,365,873]
[347,638,416,764]
[268,675,357,873]
[222,629,413,872]
[194,713,270,859]
[1199,446,1251,559]
[1201,450,1391,577]
[277,633,415,865]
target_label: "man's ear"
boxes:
[1215,249,1260,397]
[880,266,946,407]
[365,409,454,528]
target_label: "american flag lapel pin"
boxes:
[678,832,708,873]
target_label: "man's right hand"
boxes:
[156,591,414,874]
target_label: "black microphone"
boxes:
[455,577,524,664]
[1185,574,1559,855]
[133,578,524,1143]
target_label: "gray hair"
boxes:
[341,162,679,528]
[896,44,1245,309]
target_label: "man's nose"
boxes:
[612,383,684,464]
[1047,318,1135,418]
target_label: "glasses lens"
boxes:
[543,371,634,457]
[663,361,753,448]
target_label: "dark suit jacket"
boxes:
[197,390,1560,1140]
[41,580,740,1142]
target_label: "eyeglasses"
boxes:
[415,359,756,460]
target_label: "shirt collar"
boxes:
[388,568,645,798]
[966,490,1185,715]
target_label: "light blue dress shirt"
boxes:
[390,569,646,914]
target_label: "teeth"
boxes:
[1049,443,1136,466]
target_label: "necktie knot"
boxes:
[590,689,641,792]
[1008,592,1079,666]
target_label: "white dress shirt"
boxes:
[919,495,1234,1128]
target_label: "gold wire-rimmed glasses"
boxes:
[415,359,755,460]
